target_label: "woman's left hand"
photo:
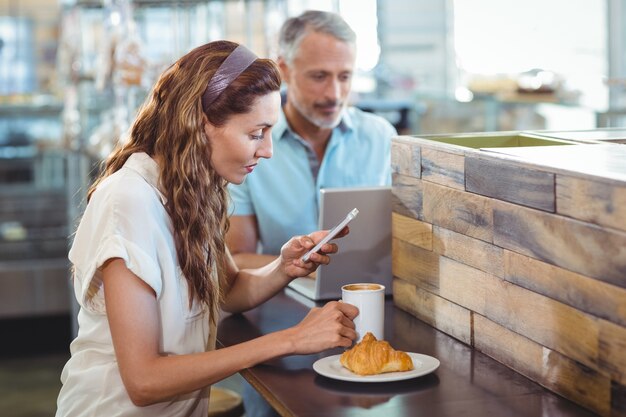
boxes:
[279,227,349,277]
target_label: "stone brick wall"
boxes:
[391,135,626,417]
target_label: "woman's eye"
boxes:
[250,131,264,140]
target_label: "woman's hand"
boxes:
[279,227,349,278]
[284,301,359,354]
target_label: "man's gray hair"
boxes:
[278,10,356,64]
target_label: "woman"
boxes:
[56,40,358,417]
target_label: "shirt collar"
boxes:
[339,107,354,131]
[123,152,168,205]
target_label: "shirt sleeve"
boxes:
[357,110,396,186]
[69,177,163,314]
[227,180,254,216]
[380,120,397,185]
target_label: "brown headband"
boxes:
[201,44,258,112]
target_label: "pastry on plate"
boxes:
[340,332,414,376]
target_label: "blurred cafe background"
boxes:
[0,0,624,416]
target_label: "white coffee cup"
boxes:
[341,283,385,342]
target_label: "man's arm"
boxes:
[226,214,278,269]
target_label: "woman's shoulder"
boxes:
[87,167,164,225]
[97,167,159,201]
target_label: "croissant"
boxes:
[340,332,414,375]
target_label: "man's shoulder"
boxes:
[345,106,396,134]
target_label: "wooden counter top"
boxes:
[480,143,626,183]
[217,289,596,417]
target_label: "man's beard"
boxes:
[292,96,343,129]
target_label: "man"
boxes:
[227,10,396,268]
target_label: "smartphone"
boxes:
[301,208,359,262]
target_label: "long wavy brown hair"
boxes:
[87,41,281,325]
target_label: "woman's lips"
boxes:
[245,164,256,173]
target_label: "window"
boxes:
[453,0,607,109]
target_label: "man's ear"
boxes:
[277,56,290,80]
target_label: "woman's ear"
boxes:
[200,113,212,139]
[202,120,216,141]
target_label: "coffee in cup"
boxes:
[341,283,385,341]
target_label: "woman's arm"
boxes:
[103,257,357,407]
[226,214,278,269]
[221,228,346,313]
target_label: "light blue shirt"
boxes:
[228,106,396,254]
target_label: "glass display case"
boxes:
[0,0,312,323]
[0,101,70,319]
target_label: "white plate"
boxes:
[313,352,440,382]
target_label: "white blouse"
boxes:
[56,153,212,417]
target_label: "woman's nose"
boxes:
[256,136,273,159]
